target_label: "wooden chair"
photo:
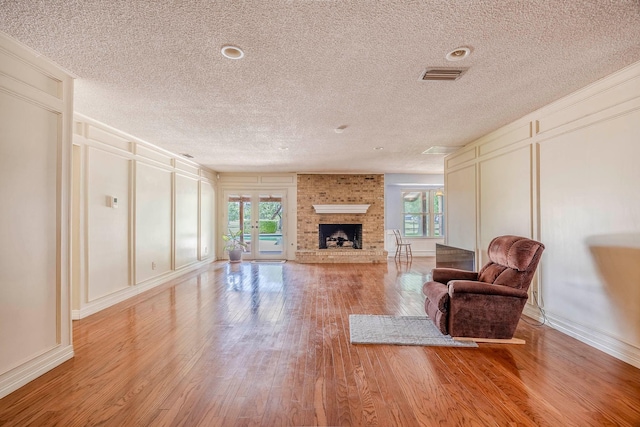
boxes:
[392,229,412,261]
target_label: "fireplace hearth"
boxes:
[319,224,362,249]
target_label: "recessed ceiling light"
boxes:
[279,146,289,151]
[334,125,348,133]
[221,45,244,60]
[181,153,194,158]
[445,47,471,61]
[374,147,384,150]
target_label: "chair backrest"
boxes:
[392,229,403,245]
[477,235,545,290]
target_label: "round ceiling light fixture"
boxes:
[374,147,384,150]
[221,45,245,60]
[334,125,348,133]
[445,47,471,61]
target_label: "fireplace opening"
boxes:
[319,224,362,249]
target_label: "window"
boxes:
[401,188,444,237]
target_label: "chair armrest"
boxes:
[448,280,529,299]
[432,268,478,284]
[423,281,450,311]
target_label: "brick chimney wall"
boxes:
[296,174,386,262]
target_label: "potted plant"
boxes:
[223,229,247,263]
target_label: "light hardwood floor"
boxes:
[1,259,639,426]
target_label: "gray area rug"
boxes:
[349,314,478,347]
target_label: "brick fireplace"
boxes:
[296,174,388,263]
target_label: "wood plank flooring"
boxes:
[1,258,640,426]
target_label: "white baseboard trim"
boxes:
[0,344,74,399]
[72,259,214,320]
[523,306,640,369]
[522,305,544,322]
[72,286,137,320]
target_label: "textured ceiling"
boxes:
[2,1,640,173]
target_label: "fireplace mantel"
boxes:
[313,204,371,214]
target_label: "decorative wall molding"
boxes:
[72,259,214,320]
[73,115,217,321]
[74,113,215,180]
[313,204,370,214]
[217,173,297,186]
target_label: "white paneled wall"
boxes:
[478,145,533,262]
[86,147,131,301]
[538,107,640,354]
[72,114,217,319]
[175,174,199,269]
[135,162,173,282]
[0,33,74,398]
[445,59,640,368]
[445,164,476,252]
[200,181,215,259]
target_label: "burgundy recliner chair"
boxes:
[423,235,545,339]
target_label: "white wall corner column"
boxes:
[0,33,75,399]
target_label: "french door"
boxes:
[224,190,286,260]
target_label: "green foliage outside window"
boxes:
[228,198,282,235]
[259,220,278,234]
[242,220,278,234]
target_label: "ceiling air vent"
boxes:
[422,146,462,155]
[420,68,468,81]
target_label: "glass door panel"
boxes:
[257,194,284,258]
[226,193,251,252]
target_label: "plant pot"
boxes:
[228,249,243,263]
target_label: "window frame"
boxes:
[401,188,444,238]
